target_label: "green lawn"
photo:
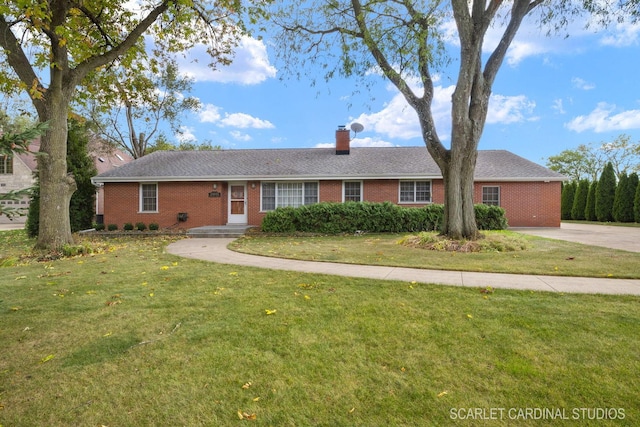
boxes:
[230,231,640,278]
[1,230,638,426]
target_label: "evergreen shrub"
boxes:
[260,202,507,234]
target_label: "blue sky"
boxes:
[169,11,640,166]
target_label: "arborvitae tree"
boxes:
[571,180,589,221]
[634,174,640,223]
[27,120,97,237]
[595,162,616,222]
[613,173,635,222]
[585,181,598,221]
[67,120,98,232]
[629,172,639,218]
[561,181,577,220]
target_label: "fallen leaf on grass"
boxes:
[264,309,277,315]
[40,354,55,364]
[242,382,252,389]
[437,391,448,398]
[237,410,256,420]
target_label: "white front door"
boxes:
[228,182,248,224]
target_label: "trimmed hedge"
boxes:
[260,202,507,234]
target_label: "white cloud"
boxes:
[599,22,640,47]
[176,126,197,143]
[552,99,566,115]
[487,95,537,124]
[571,77,595,90]
[229,130,252,141]
[198,103,274,129]
[566,102,640,132]
[349,80,536,142]
[179,36,277,85]
[199,104,222,123]
[220,113,274,129]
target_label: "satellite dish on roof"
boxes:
[350,122,364,138]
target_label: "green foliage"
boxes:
[613,173,635,222]
[94,223,106,231]
[571,180,590,221]
[149,223,160,231]
[628,173,639,222]
[635,176,640,223]
[474,204,508,230]
[596,162,617,222]
[26,120,97,236]
[107,224,118,231]
[135,222,147,231]
[585,181,598,221]
[123,223,134,231]
[561,181,577,220]
[25,185,39,238]
[62,243,94,257]
[67,120,97,232]
[261,202,507,234]
[546,144,601,182]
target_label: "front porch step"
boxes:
[187,225,253,238]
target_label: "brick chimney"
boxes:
[335,125,350,155]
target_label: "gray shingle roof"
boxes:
[92,147,566,182]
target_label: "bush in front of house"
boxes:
[149,223,160,231]
[123,222,134,231]
[94,223,106,231]
[473,204,508,230]
[107,224,118,231]
[135,222,147,231]
[260,202,507,234]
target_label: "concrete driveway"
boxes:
[0,222,25,231]
[512,222,640,253]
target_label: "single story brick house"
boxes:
[92,127,566,229]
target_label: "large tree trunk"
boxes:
[35,91,77,250]
[440,145,480,240]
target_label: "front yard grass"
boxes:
[230,231,640,279]
[1,230,639,426]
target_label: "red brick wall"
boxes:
[103,182,228,230]
[104,179,561,229]
[473,181,561,227]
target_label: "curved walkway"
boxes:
[167,237,640,296]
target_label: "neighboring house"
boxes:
[92,127,567,229]
[89,139,134,222]
[0,150,36,224]
[0,138,132,224]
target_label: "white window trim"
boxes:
[139,183,159,213]
[343,180,363,202]
[399,180,432,204]
[260,181,319,211]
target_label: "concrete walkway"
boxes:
[166,237,640,296]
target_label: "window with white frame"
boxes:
[400,180,431,203]
[261,182,318,210]
[343,181,362,202]
[140,183,158,212]
[0,155,13,174]
[482,186,500,206]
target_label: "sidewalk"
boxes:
[167,238,640,296]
